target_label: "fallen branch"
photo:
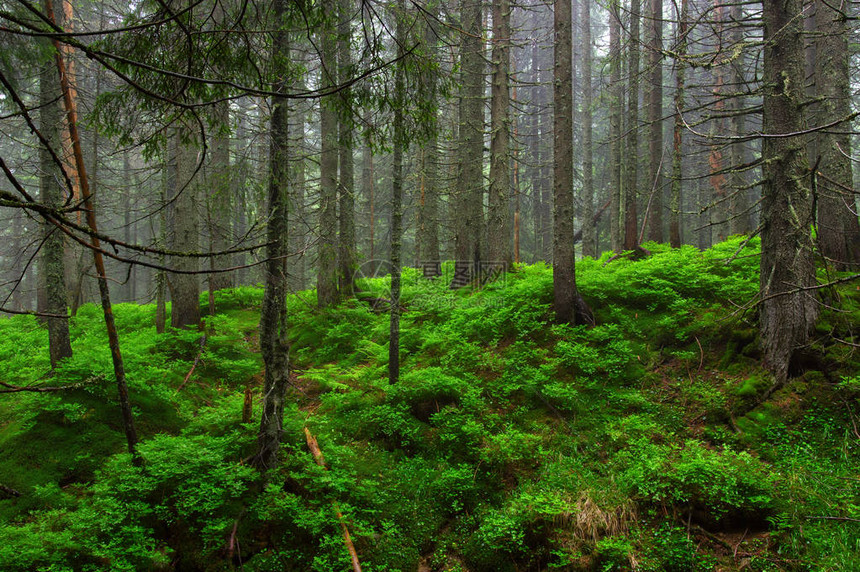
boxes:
[0,375,103,394]
[176,335,207,392]
[304,427,363,572]
[0,483,21,498]
[804,516,860,523]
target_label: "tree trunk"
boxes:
[487,0,512,270]
[167,123,201,329]
[318,7,340,307]
[624,0,641,250]
[812,0,860,269]
[451,0,485,286]
[669,0,687,248]
[39,0,72,368]
[389,0,406,384]
[338,0,357,296]
[581,0,596,258]
[553,0,579,324]
[647,0,664,242]
[208,100,234,293]
[254,0,291,471]
[608,0,623,252]
[759,0,818,382]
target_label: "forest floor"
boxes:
[1,237,859,571]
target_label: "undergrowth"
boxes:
[1,236,858,571]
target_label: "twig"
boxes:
[304,427,363,572]
[804,516,860,523]
[176,335,207,392]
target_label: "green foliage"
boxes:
[4,237,860,570]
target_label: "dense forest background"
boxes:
[1,0,860,569]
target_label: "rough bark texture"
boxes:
[318,8,340,307]
[608,0,623,252]
[208,100,234,293]
[167,123,201,329]
[624,0,641,251]
[647,0,664,242]
[338,0,356,296]
[669,0,687,248]
[553,0,577,324]
[38,17,73,367]
[389,3,405,384]
[487,0,512,270]
[760,0,819,382]
[581,0,596,258]
[255,0,291,471]
[451,0,484,286]
[812,0,860,269]
[728,1,751,236]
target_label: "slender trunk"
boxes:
[338,0,356,296]
[318,10,340,307]
[48,0,137,455]
[488,0,512,270]
[39,0,72,367]
[608,0,623,251]
[647,0,664,242]
[624,0,641,250]
[389,2,406,384]
[813,0,860,268]
[669,0,686,248]
[581,0,596,257]
[553,0,577,323]
[208,100,234,293]
[254,0,291,471]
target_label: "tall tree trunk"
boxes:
[389,0,406,384]
[488,0,512,270]
[208,100,234,293]
[669,0,687,248]
[608,0,623,251]
[451,0,485,286]
[167,122,201,329]
[624,0,641,250]
[581,0,596,257]
[39,0,72,368]
[254,0,291,471]
[318,8,340,307]
[553,0,579,324]
[760,0,818,382]
[646,0,664,242]
[47,0,138,455]
[812,0,860,269]
[288,90,308,291]
[338,0,356,296]
[728,1,751,236]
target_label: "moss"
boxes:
[733,374,770,398]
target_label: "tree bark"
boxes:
[38,12,73,368]
[487,0,512,270]
[647,0,664,242]
[451,0,485,286]
[254,0,291,471]
[318,7,340,307]
[338,0,357,296]
[553,0,578,324]
[669,0,687,248]
[389,0,406,384]
[608,0,623,252]
[581,0,596,258]
[167,122,201,329]
[760,0,819,382]
[624,0,641,251]
[812,0,860,269]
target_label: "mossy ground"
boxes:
[1,237,858,571]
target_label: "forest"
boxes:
[1,0,859,569]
